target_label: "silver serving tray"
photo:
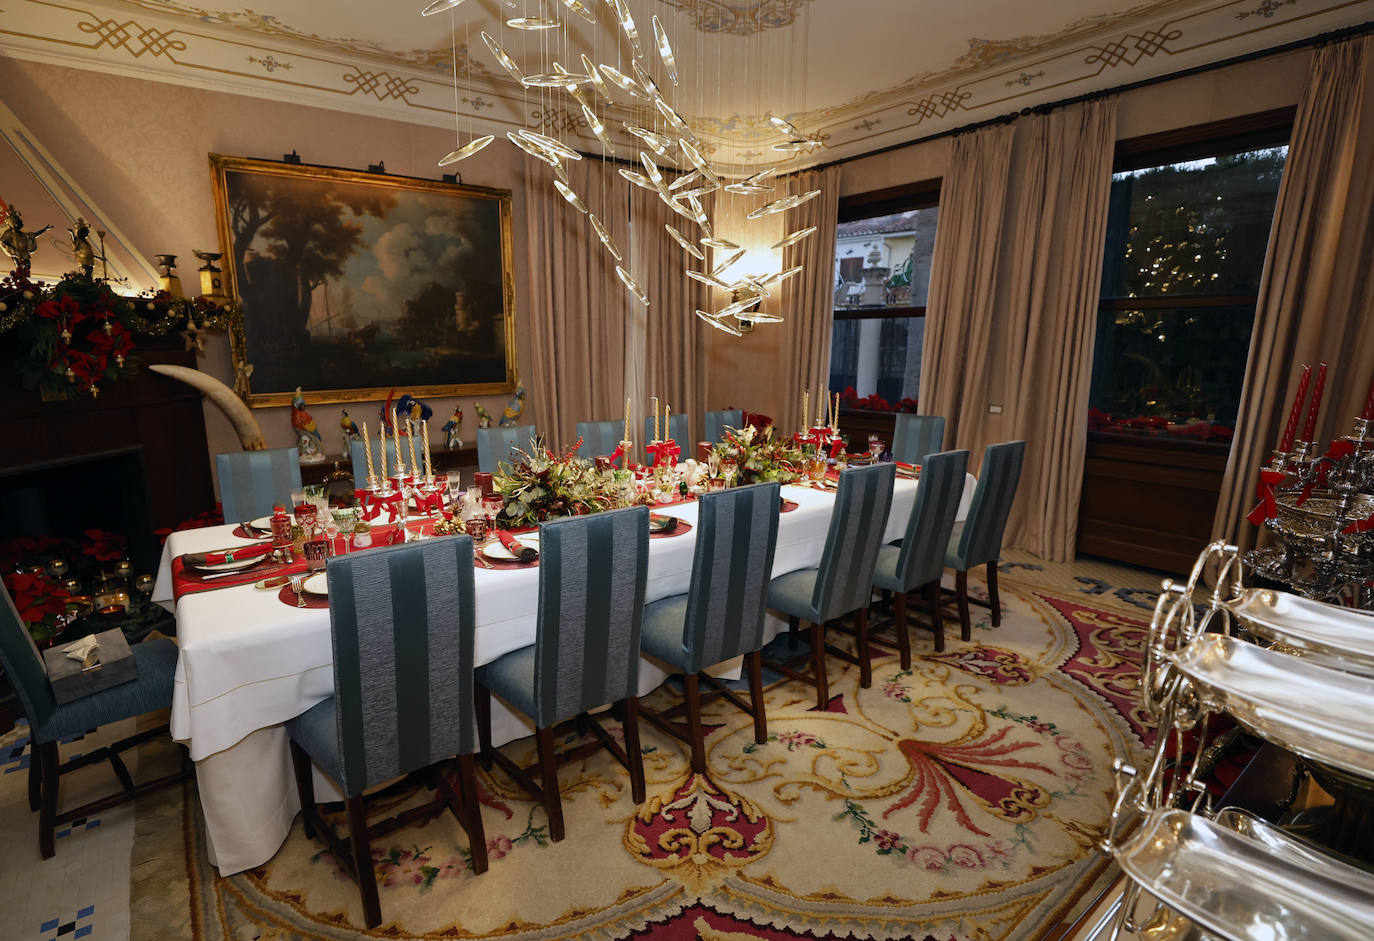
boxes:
[1115,808,1374,940]
[1229,588,1374,676]
[1173,635,1374,780]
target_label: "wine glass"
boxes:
[868,436,885,461]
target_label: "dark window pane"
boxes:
[834,207,939,309]
[830,316,925,404]
[1100,147,1287,298]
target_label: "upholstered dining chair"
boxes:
[944,440,1026,640]
[575,420,624,459]
[704,409,743,444]
[475,506,649,842]
[215,447,302,522]
[891,414,946,466]
[348,436,402,484]
[764,462,896,706]
[868,449,969,657]
[285,535,487,929]
[477,425,539,473]
[639,483,781,772]
[0,584,191,859]
[644,413,690,459]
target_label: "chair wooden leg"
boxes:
[787,614,800,650]
[809,621,829,710]
[475,683,493,769]
[683,673,706,774]
[855,607,873,689]
[927,581,945,652]
[621,696,646,804]
[345,795,382,929]
[955,569,972,641]
[987,561,1001,627]
[535,726,565,842]
[746,651,767,745]
[27,739,41,812]
[455,753,488,875]
[38,740,58,860]
[892,591,912,670]
[289,741,317,839]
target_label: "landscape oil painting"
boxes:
[210,155,516,406]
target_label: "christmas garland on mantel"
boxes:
[0,268,242,400]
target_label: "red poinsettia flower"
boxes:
[1,571,70,626]
[81,528,127,562]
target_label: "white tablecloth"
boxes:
[153,474,975,874]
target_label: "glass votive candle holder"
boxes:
[46,559,69,578]
[303,539,330,573]
[467,517,488,542]
[294,503,318,530]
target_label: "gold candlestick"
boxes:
[623,397,631,445]
[832,393,840,432]
[665,405,671,443]
[393,416,404,475]
[362,421,375,483]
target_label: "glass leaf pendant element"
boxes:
[772,138,821,153]
[696,309,742,336]
[771,225,818,250]
[746,194,801,219]
[616,266,649,306]
[665,224,704,260]
[651,15,679,85]
[710,248,745,277]
[677,139,715,180]
[631,60,664,102]
[746,166,779,185]
[701,237,740,251]
[763,265,804,286]
[421,0,469,15]
[507,131,559,168]
[583,56,613,101]
[580,104,615,154]
[727,277,769,297]
[438,135,494,166]
[482,31,524,83]
[686,270,730,289]
[716,297,761,319]
[608,0,642,57]
[516,130,582,161]
[724,182,773,195]
[554,180,588,214]
[655,99,695,140]
[523,73,590,88]
[669,169,701,191]
[769,115,801,137]
[625,124,674,155]
[556,0,596,24]
[599,64,648,100]
[618,167,657,192]
[639,151,665,187]
[507,16,559,29]
[589,214,622,261]
[742,309,784,323]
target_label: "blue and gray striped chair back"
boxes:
[704,409,743,444]
[951,441,1026,569]
[0,584,59,738]
[477,426,539,473]
[891,414,946,465]
[576,420,623,459]
[813,462,896,621]
[349,436,403,482]
[644,414,690,457]
[893,450,968,590]
[216,448,303,522]
[325,535,477,796]
[680,483,781,673]
[532,506,649,728]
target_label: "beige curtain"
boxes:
[919,124,1015,451]
[999,99,1118,560]
[779,166,841,433]
[631,185,714,448]
[525,159,631,452]
[1213,36,1374,549]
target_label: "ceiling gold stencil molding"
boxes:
[658,0,816,35]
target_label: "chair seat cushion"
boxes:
[285,696,344,787]
[766,568,820,622]
[476,645,538,721]
[35,637,180,743]
[870,544,905,593]
[944,521,966,569]
[640,595,690,670]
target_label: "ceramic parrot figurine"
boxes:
[291,386,325,461]
[499,381,526,428]
[396,393,433,429]
[441,406,463,450]
[340,409,361,439]
[474,401,494,429]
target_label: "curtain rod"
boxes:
[812,17,1374,171]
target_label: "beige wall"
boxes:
[0,56,535,494]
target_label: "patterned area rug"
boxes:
[132,574,1154,941]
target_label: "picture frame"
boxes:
[209,154,517,407]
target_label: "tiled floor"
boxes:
[0,718,137,941]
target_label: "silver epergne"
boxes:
[1098,542,1374,941]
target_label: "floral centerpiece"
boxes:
[0,269,241,400]
[710,425,803,485]
[2,570,72,646]
[492,439,623,527]
[839,385,920,414]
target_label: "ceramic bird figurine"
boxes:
[474,401,494,429]
[396,393,432,428]
[291,386,326,462]
[340,409,361,439]
[441,406,464,450]
[499,381,526,428]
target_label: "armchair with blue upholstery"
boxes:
[348,436,403,484]
[891,414,946,466]
[703,409,743,445]
[477,425,540,473]
[575,420,624,459]
[215,447,302,522]
[944,441,1026,640]
[644,413,690,459]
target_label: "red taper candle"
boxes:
[1301,361,1327,443]
[1279,364,1311,452]
[1363,371,1374,421]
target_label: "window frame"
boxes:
[833,179,941,324]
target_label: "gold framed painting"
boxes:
[210,154,517,407]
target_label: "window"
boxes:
[829,182,940,408]
[1089,124,1289,444]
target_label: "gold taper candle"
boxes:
[818,386,825,429]
[379,425,388,479]
[665,404,671,442]
[363,421,375,480]
[624,397,631,444]
[407,420,419,477]
[393,414,404,473]
[802,390,809,432]
[833,393,840,432]
[422,419,432,481]
[651,396,659,441]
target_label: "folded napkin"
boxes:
[650,513,679,533]
[63,634,100,664]
[183,542,275,567]
[498,530,538,563]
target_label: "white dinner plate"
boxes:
[248,516,273,531]
[302,572,329,595]
[482,535,540,561]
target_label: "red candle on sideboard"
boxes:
[1301,362,1327,442]
[1279,364,1311,452]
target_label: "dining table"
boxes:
[152,472,976,875]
